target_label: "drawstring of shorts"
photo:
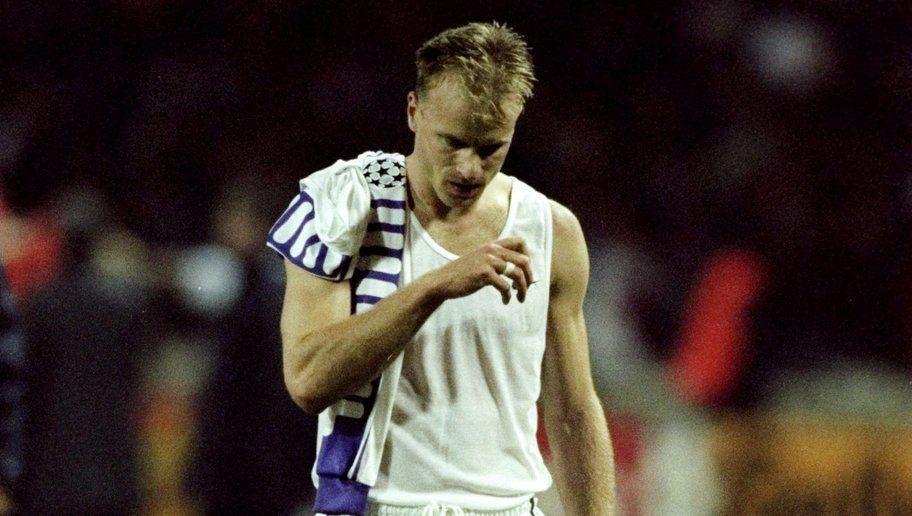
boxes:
[419,502,466,516]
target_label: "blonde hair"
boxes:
[415,22,535,125]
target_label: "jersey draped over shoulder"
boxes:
[267,151,405,281]
[265,150,409,516]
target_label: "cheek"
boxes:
[485,150,508,171]
[432,146,457,167]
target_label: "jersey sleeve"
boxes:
[266,159,371,281]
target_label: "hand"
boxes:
[425,236,534,304]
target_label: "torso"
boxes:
[370,173,555,510]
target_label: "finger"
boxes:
[496,248,534,286]
[484,270,512,304]
[495,236,528,256]
[508,261,528,302]
[491,256,528,303]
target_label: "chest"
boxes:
[417,208,508,256]
[407,219,551,333]
[405,232,551,390]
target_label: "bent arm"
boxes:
[280,260,444,414]
[281,233,534,415]
[540,201,616,515]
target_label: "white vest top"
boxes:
[369,175,554,510]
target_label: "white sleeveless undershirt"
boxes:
[369,175,554,510]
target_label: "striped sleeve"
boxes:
[266,189,357,281]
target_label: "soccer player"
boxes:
[270,22,615,515]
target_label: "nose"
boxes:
[454,152,484,183]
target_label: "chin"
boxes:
[444,189,481,207]
[430,186,465,208]
[449,196,477,207]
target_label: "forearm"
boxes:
[547,398,616,515]
[285,274,444,412]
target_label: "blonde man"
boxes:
[270,22,615,515]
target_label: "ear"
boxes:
[407,91,419,133]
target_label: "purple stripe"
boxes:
[301,205,315,224]
[354,294,382,305]
[370,198,406,209]
[353,269,399,285]
[267,195,312,255]
[314,475,370,515]
[303,233,321,249]
[316,415,367,476]
[367,222,405,234]
[313,375,380,514]
[333,255,352,280]
[266,191,351,280]
[360,246,403,259]
[314,244,329,274]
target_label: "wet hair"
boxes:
[415,22,535,125]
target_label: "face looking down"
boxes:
[407,76,522,210]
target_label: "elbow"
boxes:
[294,395,328,416]
[282,332,329,415]
[285,374,330,415]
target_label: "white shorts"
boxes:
[366,497,545,516]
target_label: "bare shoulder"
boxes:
[548,200,589,296]
[549,199,585,245]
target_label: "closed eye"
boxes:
[444,135,468,149]
[478,143,504,158]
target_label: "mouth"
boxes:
[446,181,483,199]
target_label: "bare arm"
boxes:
[281,236,534,414]
[540,201,616,515]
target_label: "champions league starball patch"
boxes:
[363,155,405,188]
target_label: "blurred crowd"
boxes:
[2,1,911,514]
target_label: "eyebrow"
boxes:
[439,132,508,148]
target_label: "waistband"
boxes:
[367,496,539,516]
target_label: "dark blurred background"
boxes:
[2,1,911,514]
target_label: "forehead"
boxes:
[419,76,520,142]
